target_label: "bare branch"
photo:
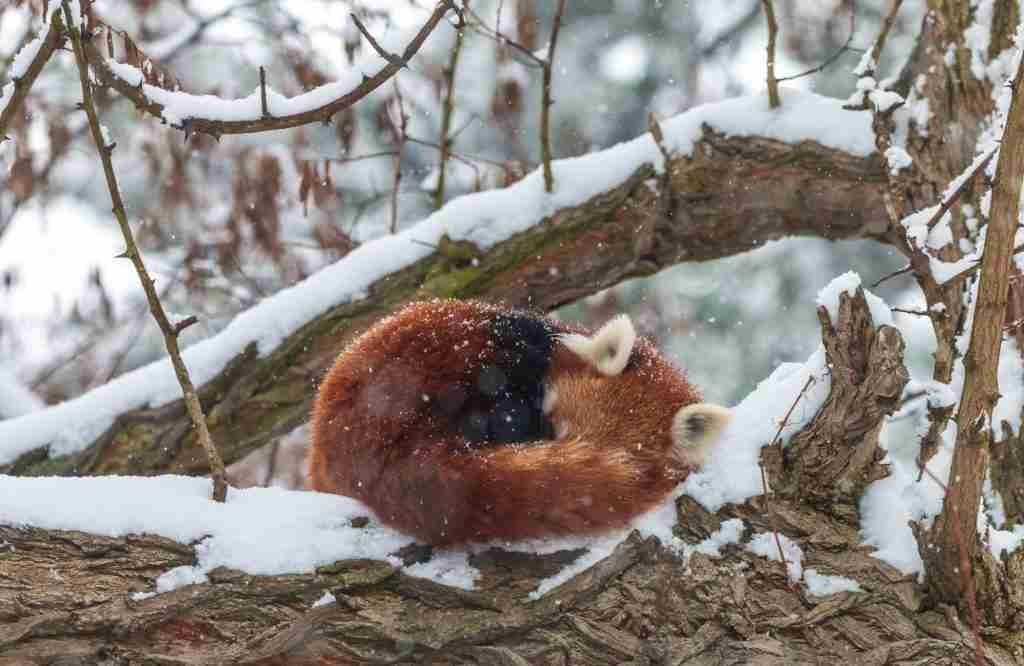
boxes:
[0,10,65,141]
[776,5,856,83]
[389,80,409,233]
[924,149,997,230]
[84,1,458,136]
[866,0,905,78]
[258,66,269,118]
[349,12,404,67]
[62,0,229,503]
[434,12,467,209]
[760,0,780,108]
[541,0,567,193]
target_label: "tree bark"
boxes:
[3,290,1020,664]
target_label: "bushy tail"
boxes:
[365,435,678,545]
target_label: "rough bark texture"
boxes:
[1,130,887,478]
[3,291,1021,664]
[770,290,909,520]
[920,53,1024,609]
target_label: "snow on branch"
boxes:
[84,1,462,136]
[0,8,64,139]
[0,90,883,475]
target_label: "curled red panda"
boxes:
[309,299,730,546]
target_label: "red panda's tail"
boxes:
[361,433,678,545]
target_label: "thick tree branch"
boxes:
[924,61,1024,608]
[2,129,887,478]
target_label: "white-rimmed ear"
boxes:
[559,314,637,376]
[672,403,731,466]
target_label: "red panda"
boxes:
[309,299,730,546]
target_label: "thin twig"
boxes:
[263,439,281,487]
[389,80,408,233]
[925,149,998,230]
[759,374,816,583]
[867,0,905,77]
[761,0,781,108]
[349,12,404,66]
[541,0,567,193]
[942,242,1024,284]
[259,66,269,118]
[777,4,856,82]
[872,263,912,287]
[63,0,229,503]
[463,5,545,67]
[434,7,467,209]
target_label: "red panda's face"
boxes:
[545,315,731,471]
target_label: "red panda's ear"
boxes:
[671,403,731,467]
[559,314,636,376]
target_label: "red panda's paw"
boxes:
[671,403,732,468]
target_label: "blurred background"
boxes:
[1,0,932,483]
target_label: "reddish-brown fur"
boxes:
[309,299,702,545]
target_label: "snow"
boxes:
[869,89,904,113]
[0,475,418,593]
[803,569,861,596]
[746,531,804,582]
[815,271,894,328]
[660,88,875,159]
[403,550,479,591]
[682,518,746,559]
[924,380,957,409]
[860,445,952,576]
[0,7,54,121]
[0,368,44,418]
[885,146,913,174]
[0,90,876,467]
[682,346,830,511]
[312,591,336,608]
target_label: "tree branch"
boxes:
[924,61,1024,608]
[82,1,458,137]
[760,0,781,108]
[433,12,466,209]
[1,128,888,478]
[0,9,65,141]
[63,1,228,502]
[540,0,566,193]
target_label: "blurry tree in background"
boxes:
[0,0,918,408]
